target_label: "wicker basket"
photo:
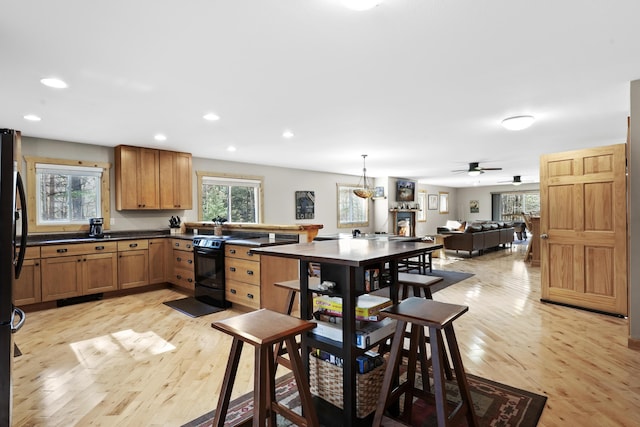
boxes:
[308,354,386,418]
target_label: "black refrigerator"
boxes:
[0,129,27,425]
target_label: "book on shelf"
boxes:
[312,294,392,320]
[310,348,383,374]
[310,317,397,349]
[365,268,380,292]
[315,307,384,322]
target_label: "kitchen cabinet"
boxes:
[225,244,261,310]
[13,247,41,305]
[148,238,168,284]
[115,145,193,211]
[159,150,192,209]
[41,242,118,301]
[171,238,194,291]
[117,240,149,289]
[115,145,160,210]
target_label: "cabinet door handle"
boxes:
[176,257,182,262]
[247,293,254,299]
[229,267,236,272]
[187,259,193,264]
[187,278,193,283]
[95,246,104,250]
[129,243,138,248]
[186,244,191,248]
[35,262,39,266]
[246,251,253,257]
[175,242,180,247]
[230,288,237,294]
[246,270,254,275]
[77,259,82,262]
[177,274,182,279]
[57,248,68,253]
[229,249,236,254]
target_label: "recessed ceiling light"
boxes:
[501,115,535,131]
[154,134,167,141]
[40,77,68,89]
[24,114,41,121]
[342,0,384,11]
[282,130,294,139]
[227,146,236,152]
[203,113,220,121]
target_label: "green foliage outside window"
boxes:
[202,181,258,223]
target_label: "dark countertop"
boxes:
[26,230,296,247]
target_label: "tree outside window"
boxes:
[198,172,262,223]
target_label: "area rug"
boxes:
[182,371,546,427]
[163,297,225,318]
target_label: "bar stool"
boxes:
[372,297,478,427]
[211,309,320,427]
[272,277,321,369]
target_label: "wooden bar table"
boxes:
[252,239,442,427]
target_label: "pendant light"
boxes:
[353,154,374,199]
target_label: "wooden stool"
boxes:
[397,272,443,299]
[272,277,321,369]
[372,298,479,427]
[211,309,320,427]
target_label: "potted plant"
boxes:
[212,216,227,236]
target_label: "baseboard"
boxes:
[629,337,640,351]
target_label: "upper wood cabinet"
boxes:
[115,145,192,211]
[159,150,192,209]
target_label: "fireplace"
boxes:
[396,211,413,236]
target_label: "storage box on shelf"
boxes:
[309,354,386,419]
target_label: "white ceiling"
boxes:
[2,0,638,187]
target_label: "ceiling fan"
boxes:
[498,175,525,186]
[453,162,503,176]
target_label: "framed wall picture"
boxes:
[373,186,385,199]
[428,194,438,210]
[470,200,479,213]
[295,191,315,219]
[396,179,415,202]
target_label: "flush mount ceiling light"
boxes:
[342,0,384,11]
[23,114,41,121]
[40,77,68,89]
[501,115,535,131]
[353,154,374,199]
[282,130,294,139]
[154,134,167,141]
[203,113,220,121]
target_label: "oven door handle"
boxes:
[194,248,218,256]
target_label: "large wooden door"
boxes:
[540,143,628,316]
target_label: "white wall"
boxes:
[24,137,459,236]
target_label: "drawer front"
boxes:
[172,238,193,251]
[225,244,260,261]
[173,267,195,291]
[25,246,40,259]
[173,249,194,269]
[226,279,260,309]
[226,258,260,285]
[41,241,117,258]
[117,239,149,251]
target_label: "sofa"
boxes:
[437,220,514,257]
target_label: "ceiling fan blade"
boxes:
[480,167,503,171]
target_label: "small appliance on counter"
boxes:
[89,218,104,238]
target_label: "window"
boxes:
[438,192,449,214]
[25,157,111,232]
[197,171,263,223]
[499,192,540,221]
[337,183,369,228]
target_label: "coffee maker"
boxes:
[89,218,104,238]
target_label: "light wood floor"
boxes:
[12,243,640,426]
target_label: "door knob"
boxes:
[540,233,549,239]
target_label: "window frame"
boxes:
[25,156,111,233]
[337,183,370,228]
[196,171,264,223]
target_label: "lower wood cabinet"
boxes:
[225,244,261,310]
[148,238,168,284]
[41,242,118,302]
[171,238,195,292]
[118,240,149,289]
[13,247,41,305]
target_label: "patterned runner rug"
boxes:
[183,370,546,426]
